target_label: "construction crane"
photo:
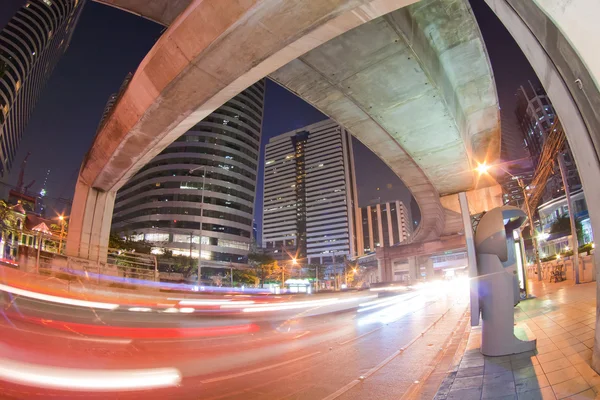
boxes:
[16,151,35,194]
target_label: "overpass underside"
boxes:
[69,0,499,266]
[270,0,500,243]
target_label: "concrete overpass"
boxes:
[87,0,600,372]
[70,0,500,265]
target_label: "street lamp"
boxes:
[189,165,206,286]
[475,163,543,281]
[57,215,66,254]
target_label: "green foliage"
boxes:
[549,215,583,238]
[108,233,152,253]
[248,252,280,285]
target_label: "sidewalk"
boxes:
[435,279,599,400]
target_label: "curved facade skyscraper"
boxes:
[0,0,85,175]
[112,80,265,270]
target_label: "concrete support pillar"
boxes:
[66,179,116,263]
[377,257,393,282]
[408,256,418,283]
[423,257,434,280]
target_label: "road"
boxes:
[0,280,469,399]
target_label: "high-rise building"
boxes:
[0,0,85,176]
[515,81,581,203]
[262,120,359,265]
[356,200,412,255]
[111,80,265,270]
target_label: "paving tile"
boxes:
[485,371,516,385]
[486,361,513,375]
[512,352,537,361]
[561,388,596,399]
[546,366,582,385]
[563,323,587,333]
[541,358,573,374]
[513,357,540,370]
[538,351,567,364]
[573,363,600,387]
[447,387,482,400]
[462,358,485,368]
[452,376,484,390]
[482,381,517,399]
[514,365,546,381]
[567,353,589,366]
[538,344,560,355]
[551,376,590,399]
[582,339,594,349]
[457,366,485,378]
[560,344,589,357]
[516,386,557,400]
[550,333,574,343]
[516,375,550,393]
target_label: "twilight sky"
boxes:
[0,0,537,238]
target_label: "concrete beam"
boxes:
[271,0,500,242]
[375,234,466,260]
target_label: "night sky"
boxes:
[0,1,537,239]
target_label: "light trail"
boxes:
[0,357,181,391]
[0,283,119,310]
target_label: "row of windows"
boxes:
[175,132,258,159]
[136,232,249,251]
[158,145,257,170]
[117,180,254,204]
[114,193,253,215]
[184,126,258,151]
[121,168,255,194]
[135,157,256,181]
[203,116,260,143]
[118,221,251,238]
[112,206,252,226]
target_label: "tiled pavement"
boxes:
[434,279,599,400]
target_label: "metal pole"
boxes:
[198,166,206,286]
[519,178,542,281]
[558,154,580,283]
[458,192,479,327]
[315,265,319,293]
[36,232,41,273]
[230,266,233,287]
[58,220,65,254]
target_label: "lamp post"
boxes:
[189,166,206,286]
[58,215,66,254]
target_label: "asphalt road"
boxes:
[0,280,469,399]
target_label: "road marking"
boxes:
[322,304,455,400]
[293,331,310,339]
[200,351,321,384]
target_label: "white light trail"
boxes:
[0,283,119,310]
[177,299,255,306]
[0,358,181,391]
[128,307,152,312]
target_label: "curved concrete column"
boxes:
[483,0,600,372]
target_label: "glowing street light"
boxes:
[475,162,489,176]
[291,258,297,265]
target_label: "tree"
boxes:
[248,252,279,286]
[549,215,583,242]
